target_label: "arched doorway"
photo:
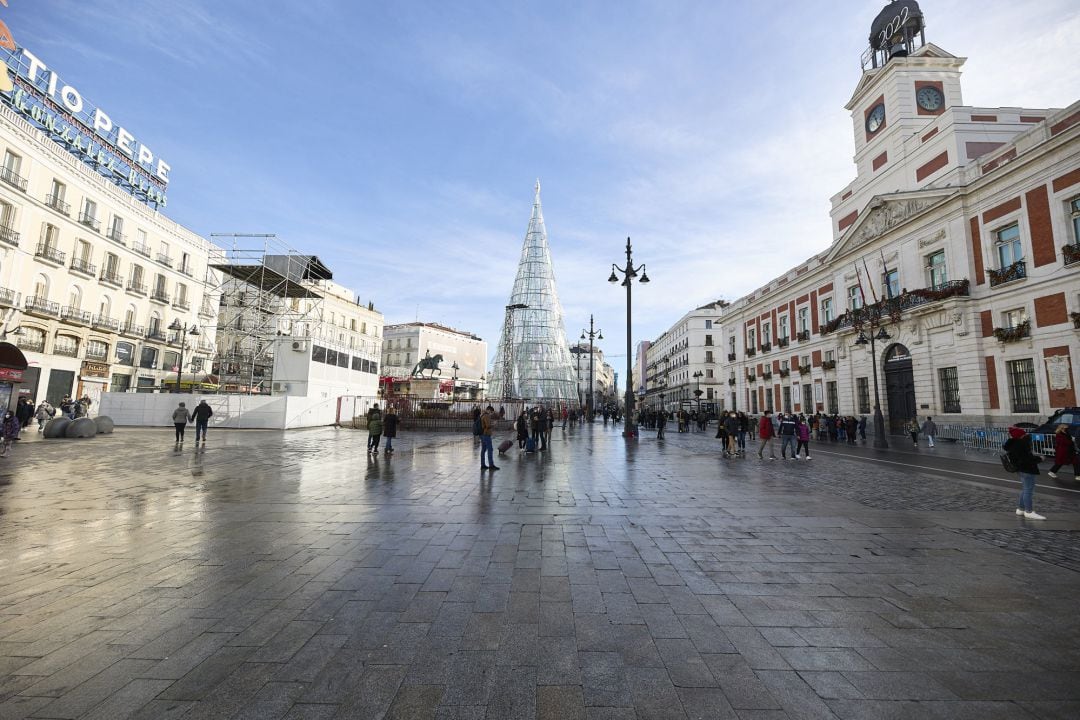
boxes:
[883,343,916,434]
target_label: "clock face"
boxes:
[866,103,886,134]
[916,86,944,111]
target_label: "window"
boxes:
[148,316,161,334]
[3,149,21,174]
[704,334,713,346]
[826,381,839,414]
[748,328,756,348]
[154,273,167,293]
[109,215,124,240]
[75,239,91,262]
[782,386,792,413]
[137,228,148,245]
[48,179,67,210]
[180,252,190,273]
[86,339,108,360]
[82,198,98,221]
[0,199,14,229]
[139,346,158,369]
[882,269,899,298]
[824,350,835,363]
[1006,358,1038,413]
[762,324,771,344]
[704,319,712,329]
[822,298,834,322]
[926,250,947,288]
[41,223,59,249]
[1071,197,1080,243]
[1003,307,1027,329]
[803,384,813,411]
[995,223,1022,267]
[105,252,119,276]
[779,315,789,340]
[704,350,713,363]
[705,369,714,378]
[130,264,144,285]
[847,285,863,311]
[751,390,758,414]
[765,388,773,412]
[798,307,809,333]
[856,377,870,414]
[729,336,735,354]
[780,360,789,371]
[162,351,180,372]
[939,367,960,413]
[177,283,188,304]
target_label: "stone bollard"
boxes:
[43,417,71,438]
[65,417,98,438]
[94,416,115,434]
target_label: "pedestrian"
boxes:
[15,397,34,432]
[480,405,499,470]
[80,394,93,417]
[60,395,74,420]
[858,415,867,441]
[383,406,398,454]
[921,416,937,448]
[472,405,482,445]
[35,400,53,431]
[846,416,858,445]
[172,401,189,443]
[1047,424,1079,479]
[190,399,213,443]
[724,412,740,456]
[757,410,776,459]
[0,410,17,457]
[906,417,919,447]
[1003,426,1046,519]
[366,403,383,454]
[516,410,529,449]
[796,415,812,460]
[737,412,748,453]
[778,412,797,459]
[657,408,667,440]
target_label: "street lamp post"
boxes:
[853,303,898,449]
[168,319,200,393]
[608,237,649,438]
[570,345,585,409]
[580,315,603,422]
[692,370,704,420]
[451,361,459,403]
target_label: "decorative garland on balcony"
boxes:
[993,320,1030,343]
[798,365,811,375]
[1071,311,1080,329]
[1063,243,1080,266]
[821,360,837,370]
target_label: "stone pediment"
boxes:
[828,191,954,261]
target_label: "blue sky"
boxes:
[8,1,1079,373]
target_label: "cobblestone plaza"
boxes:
[1,426,1079,719]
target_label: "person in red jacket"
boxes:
[757,410,776,460]
[1047,424,1079,479]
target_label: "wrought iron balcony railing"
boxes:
[99,271,123,287]
[60,306,91,325]
[24,296,59,317]
[778,368,790,378]
[156,253,173,268]
[760,342,772,353]
[727,352,736,362]
[127,280,147,295]
[0,287,16,306]
[820,279,971,335]
[761,371,773,380]
[132,241,151,257]
[45,194,70,215]
[53,343,80,358]
[120,322,145,337]
[0,224,18,247]
[150,289,170,304]
[797,330,810,341]
[1063,243,1080,267]
[92,314,119,331]
[106,228,126,245]
[34,242,66,265]
[746,348,756,357]
[0,166,27,191]
[993,320,1030,344]
[69,257,96,275]
[777,337,789,348]
[798,365,811,375]
[77,212,101,232]
[822,360,837,370]
[989,260,1026,288]
[146,329,168,342]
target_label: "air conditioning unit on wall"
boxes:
[291,340,308,352]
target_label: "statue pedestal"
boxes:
[409,377,441,400]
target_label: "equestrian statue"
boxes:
[411,351,444,378]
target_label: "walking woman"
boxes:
[1047,425,1079,480]
[906,417,920,447]
[383,406,398,454]
[1004,426,1046,520]
[796,415,812,460]
[172,402,190,443]
[0,410,19,457]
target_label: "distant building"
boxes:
[382,322,487,398]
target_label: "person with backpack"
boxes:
[1003,426,1046,520]
[34,400,54,431]
[1047,424,1079,480]
[366,403,383,455]
[757,410,776,459]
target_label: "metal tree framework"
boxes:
[488,182,577,403]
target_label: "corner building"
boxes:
[721,8,1079,431]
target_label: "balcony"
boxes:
[173,298,191,311]
[45,193,71,215]
[127,280,147,296]
[77,211,101,232]
[746,373,757,382]
[60,306,92,326]
[1072,311,1080,330]
[798,364,811,375]
[820,280,971,335]
[53,343,79,358]
[150,288,170,304]
[106,228,126,245]
[779,368,791,378]
[120,322,145,338]
[16,337,45,353]
[156,253,173,268]
[34,242,66,266]
[1064,243,1080,267]
[777,337,789,348]
[0,166,27,191]
[746,348,756,358]
[69,257,96,277]
[761,371,773,381]
[132,241,151,257]
[728,378,736,386]
[99,271,123,288]
[179,263,193,277]
[760,342,772,353]
[0,223,18,247]
[198,301,216,318]
[24,296,60,317]
[993,320,1030,344]
[797,330,810,342]
[145,329,167,343]
[85,347,108,361]
[0,286,16,307]
[92,314,119,331]
[727,352,736,362]
[989,260,1026,288]
[822,360,837,371]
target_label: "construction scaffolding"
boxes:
[206,234,328,394]
[488,182,578,403]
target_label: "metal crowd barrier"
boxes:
[937,423,1056,455]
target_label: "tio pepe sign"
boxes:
[0,47,170,207]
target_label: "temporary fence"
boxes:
[936,423,1056,455]
[336,396,574,433]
